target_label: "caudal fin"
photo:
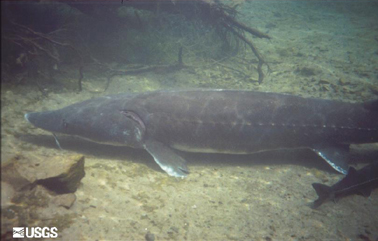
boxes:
[311,183,333,208]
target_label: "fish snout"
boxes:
[23,111,64,133]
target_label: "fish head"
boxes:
[25,100,146,148]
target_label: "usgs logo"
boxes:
[13,227,58,238]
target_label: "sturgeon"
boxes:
[24,90,378,177]
[312,161,378,208]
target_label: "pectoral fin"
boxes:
[144,139,189,178]
[312,144,350,174]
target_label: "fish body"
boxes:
[24,90,378,177]
[312,162,378,208]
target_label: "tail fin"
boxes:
[311,183,332,208]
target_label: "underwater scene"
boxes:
[1,0,378,240]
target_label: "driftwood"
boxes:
[3,0,271,96]
[69,0,271,84]
[177,0,271,83]
[91,47,187,92]
[222,24,268,84]
[3,21,84,93]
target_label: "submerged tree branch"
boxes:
[6,21,84,92]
